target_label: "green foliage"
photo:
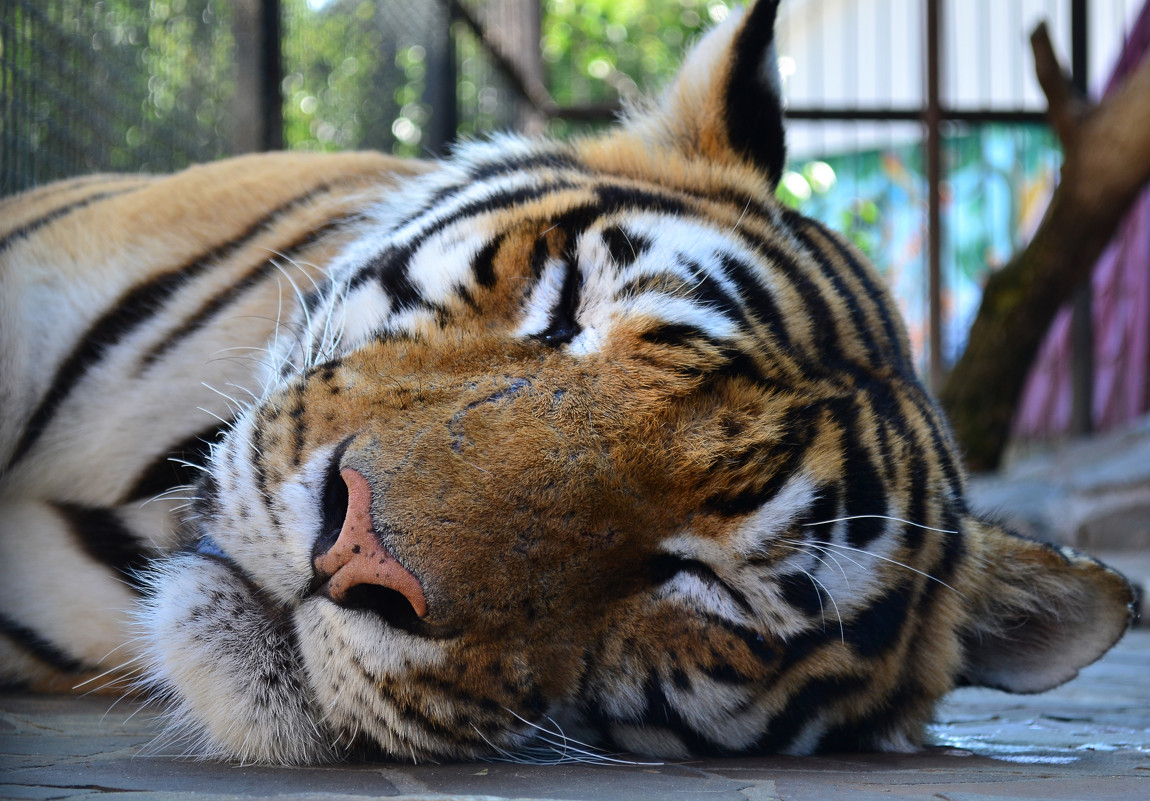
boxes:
[6,0,741,188]
[2,0,234,192]
[280,0,441,156]
[283,0,382,152]
[540,0,735,136]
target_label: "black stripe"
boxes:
[820,675,923,752]
[595,184,688,217]
[838,397,889,549]
[401,151,586,228]
[734,229,847,366]
[468,151,583,184]
[528,232,552,278]
[123,421,229,503]
[647,554,755,616]
[682,257,751,331]
[923,503,965,589]
[842,582,913,659]
[709,346,768,386]
[639,323,707,348]
[538,206,600,345]
[250,415,272,512]
[904,386,966,507]
[389,180,581,270]
[724,0,786,182]
[0,611,90,673]
[0,184,143,254]
[289,394,307,468]
[786,220,885,368]
[138,220,344,370]
[719,254,795,354]
[601,225,651,268]
[4,183,339,473]
[794,483,842,545]
[52,502,151,583]
[703,402,823,516]
[797,213,914,376]
[470,234,503,288]
[538,258,583,345]
[640,672,734,756]
[901,442,929,551]
[372,243,423,309]
[754,673,868,753]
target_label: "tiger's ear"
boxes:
[624,0,786,185]
[958,519,1135,693]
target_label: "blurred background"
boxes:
[2,0,1148,448]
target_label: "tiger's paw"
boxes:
[136,550,333,765]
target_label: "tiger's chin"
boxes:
[136,551,334,765]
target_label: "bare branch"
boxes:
[1029,22,1087,149]
[940,24,1150,471]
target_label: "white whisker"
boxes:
[809,540,965,598]
[803,514,958,535]
[196,406,230,425]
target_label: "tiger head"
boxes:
[139,0,1134,764]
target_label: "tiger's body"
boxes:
[0,0,1134,764]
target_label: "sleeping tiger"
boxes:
[0,0,1134,765]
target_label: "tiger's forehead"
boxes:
[317,137,798,363]
[359,135,783,245]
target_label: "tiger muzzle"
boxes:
[312,467,428,619]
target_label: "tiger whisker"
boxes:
[801,568,846,641]
[804,540,966,598]
[263,247,324,295]
[72,653,143,693]
[783,537,869,574]
[501,708,664,766]
[472,723,520,762]
[225,381,260,403]
[201,381,247,416]
[196,406,231,425]
[775,540,852,588]
[269,276,287,393]
[166,458,209,473]
[730,197,753,234]
[205,354,276,374]
[140,485,200,507]
[803,514,958,535]
[271,260,317,369]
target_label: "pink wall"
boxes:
[1013,1,1150,439]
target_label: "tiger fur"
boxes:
[0,0,1134,764]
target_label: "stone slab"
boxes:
[3,630,1148,801]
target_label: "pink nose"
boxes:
[313,467,428,618]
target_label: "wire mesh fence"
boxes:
[3,0,1147,433]
[1,0,237,196]
[280,0,457,156]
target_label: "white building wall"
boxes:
[776,0,1146,160]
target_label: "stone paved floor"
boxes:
[2,628,1147,801]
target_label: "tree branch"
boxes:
[939,24,1150,471]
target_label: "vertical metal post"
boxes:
[925,0,944,393]
[1070,0,1093,436]
[487,0,545,135]
[231,0,282,153]
[426,0,458,155]
[260,0,284,151]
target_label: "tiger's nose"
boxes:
[312,467,428,618]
